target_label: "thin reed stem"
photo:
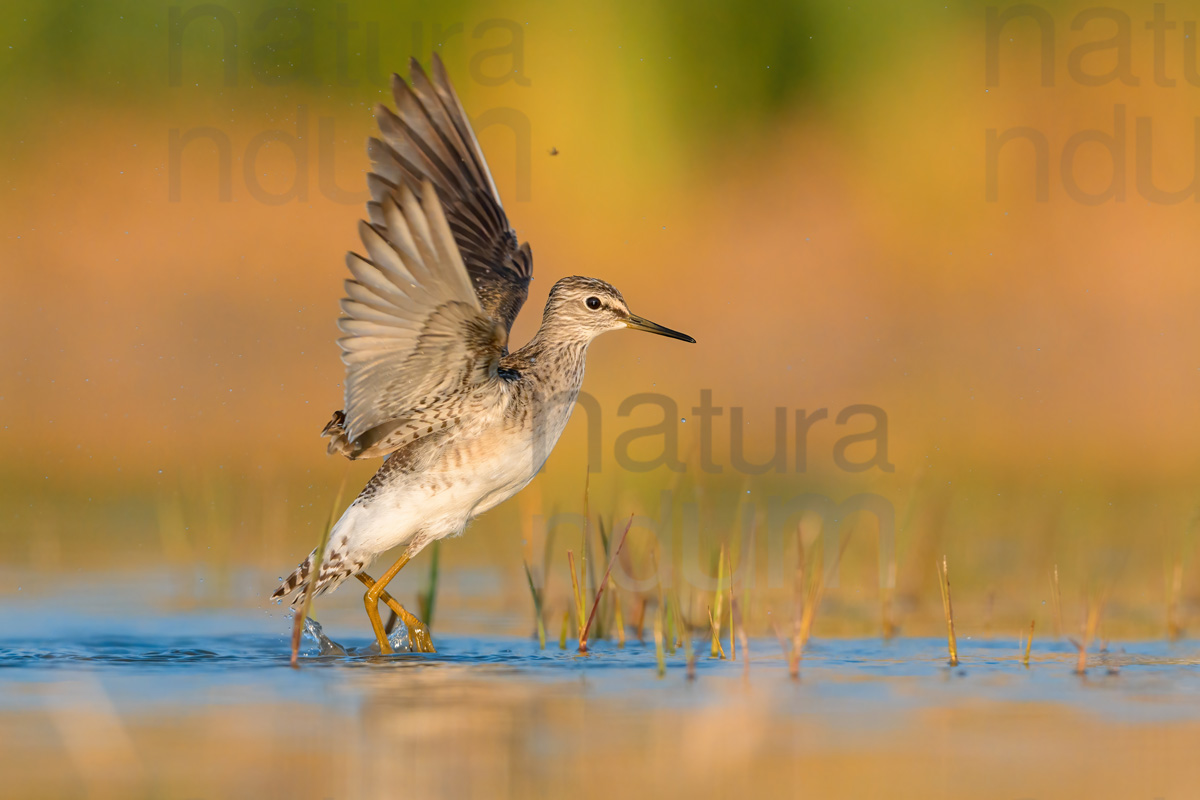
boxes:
[567,550,585,637]
[523,560,546,649]
[579,514,633,651]
[654,605,666,678]
[1023,620,1034,668]
[290,479,344,668]
[937,555,959,667]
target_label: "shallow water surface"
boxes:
[2,602,1199,799]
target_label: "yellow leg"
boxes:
[357,569,393,654]
[356,556,436,654]
[378,587,436,653]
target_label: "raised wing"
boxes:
[336,178,507,459]
[366,54,532,336]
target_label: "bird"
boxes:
[271,55,694,655]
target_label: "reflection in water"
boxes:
[2,623,1200,799]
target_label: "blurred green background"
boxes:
[2,0,1200,638]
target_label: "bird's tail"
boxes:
[322,409,358,459]
[271,547,359,609]
[272,497,367,607]
[271,549,318,608]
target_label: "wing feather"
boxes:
[336,178,506,455]
[326,56,531,460]
[368,55,532,335]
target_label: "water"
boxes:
[3,592,1200,798]
[3,609,1199,714]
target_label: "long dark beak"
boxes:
[625,314,696,343]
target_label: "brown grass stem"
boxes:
[732,596,749,678]
[579,514,633,652]
[707,605,726,659]
[654,604,666,677]
[290,479,344,668]
[771,616,799,680]
[1072,594,1104,675]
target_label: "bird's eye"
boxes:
[585,297,602,310]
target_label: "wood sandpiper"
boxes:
[272,55,694,654]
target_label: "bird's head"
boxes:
[542,276,695,345]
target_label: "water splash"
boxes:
[299,618,347,657]
[355,619,412,655]
[300,616,412,657]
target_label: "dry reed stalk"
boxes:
[732,596,749,678]
[792,525,807,660]
[633,597,647,643]
[1023,620,1034,668]
[797,567,822,654]
[594,514,610,641]
[672,586,695,679]
[793,520,855,659]
[684,629,697,681]
[290,479,344,668]
[727,548,736,661]
[710,544,726,658]
[654,605,666,677]
[707,605,726,659]
[579,514,634,652]
[581,467,590,543]
[1072,595,1103,675]
[936,555,959,667]
[580,469,596,614]
[665,601,677,655]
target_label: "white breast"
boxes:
[330,372,584,565]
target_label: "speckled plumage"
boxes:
[271,59,693,618]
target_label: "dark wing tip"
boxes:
[367,54,532,334]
